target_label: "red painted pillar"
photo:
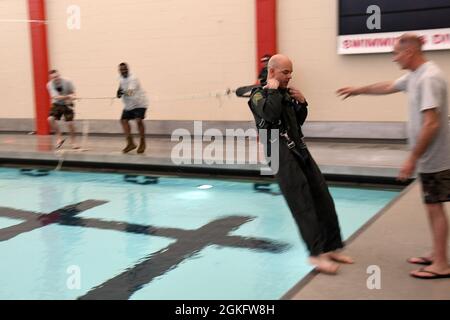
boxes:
[28,0,50,135]
[255,0,277,77]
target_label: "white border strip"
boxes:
[338,28,450,54]
[0,19,47,24]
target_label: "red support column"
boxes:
[28,0,50,135]
[255,0,277,77]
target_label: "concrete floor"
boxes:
[1,133,449,299]
[287,182,450,300]
[0,133,409,178]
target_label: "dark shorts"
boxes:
[49,104,74,121]
[419,169,450,204]
[121,108,146,120]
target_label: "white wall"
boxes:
[278,0,450,121]
[46,0,256,120]
[2,0,449,122]
[0,0,34,118]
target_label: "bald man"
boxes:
[249,54,353,274]
[338,34,450,279]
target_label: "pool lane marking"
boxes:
[0,200,107,241]
[0,201,289,300]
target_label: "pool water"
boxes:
[0,168,400,300]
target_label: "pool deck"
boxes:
[286,182,450,300]
[1,133,449,300]
[0,133,408,180]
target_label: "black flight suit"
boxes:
[249,87,344,256]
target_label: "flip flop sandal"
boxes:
[411,267,450,279]
[407,257,433,265]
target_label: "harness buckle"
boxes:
[287,140,296,149]
[280,132,296,149]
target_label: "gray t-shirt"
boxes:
[394,61,450,173]
[118,74,149,110]
[47,78,75,105]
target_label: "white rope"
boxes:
[74,88,235,106]
[80,120,90,150]
[0,19,47,24]
[151,88,234,103]
[75,97,117,107]
[76,97,116,100]
[54,149,65,171]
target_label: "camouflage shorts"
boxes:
[419,169,450,204]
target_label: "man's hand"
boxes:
[336,87,361,100]
[288,87,306,103]
[64,94,75,103]
[264,78,279,90]
[397,156,417,182]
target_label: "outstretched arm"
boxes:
[337,81,400,99]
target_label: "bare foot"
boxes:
[309,255,340,275]
[326,251,355,264]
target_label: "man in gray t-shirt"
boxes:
[394,62,449,174]
[47,70,78,149]
[337,34,450,279]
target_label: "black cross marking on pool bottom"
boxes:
[0,200,289,300]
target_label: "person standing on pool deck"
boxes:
[337,34,450,279]
[47,70,78,149]
[117,62,149,154]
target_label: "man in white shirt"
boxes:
[47,70,78,149]
[337,34,450,279]
[117,62,149,154]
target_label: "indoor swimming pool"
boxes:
[0,167,400,300]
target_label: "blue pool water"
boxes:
[0,168,400,300]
